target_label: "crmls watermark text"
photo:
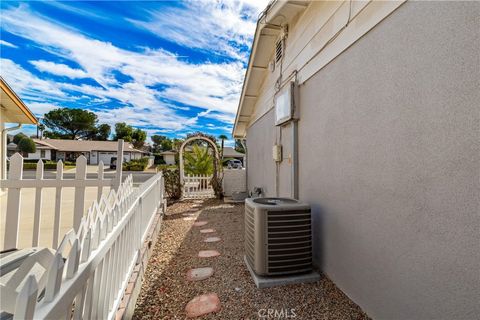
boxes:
[258,308,297,318]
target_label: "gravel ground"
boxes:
[133,199,370,320]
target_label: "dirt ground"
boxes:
[133,199,370,320]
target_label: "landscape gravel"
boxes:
[133,199,370,320]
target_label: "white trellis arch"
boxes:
[179,135,220,199]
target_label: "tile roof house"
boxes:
[8,138,148,165]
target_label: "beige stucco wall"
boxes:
[245,1,479,319]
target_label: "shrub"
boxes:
[154,154,166,165]
[23,163,37,170]
[17,137,36,154]
[161,167,182,200]
[123,157,149,171]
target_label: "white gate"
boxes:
[183,174,214,199]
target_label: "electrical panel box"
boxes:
[272,144,282,162]
[275,81,295,126]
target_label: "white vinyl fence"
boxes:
[183,174,214,199]
[1,140,125,251]
[0,169,165,319]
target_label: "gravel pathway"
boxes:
[133,199,370,319]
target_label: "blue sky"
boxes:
[0,0,268,145]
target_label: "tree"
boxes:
[114,122,133,142]
[151,135,173,153]
[235,139,245,153]
[132,128,147,149]
[17,137,36,155]
[37,123,45,139]
[114,122,146,148]
[13,133,27,145]
[43,108,98,139]
[95,124,111,141]
[184,144,214,175]
[218,134,228,158]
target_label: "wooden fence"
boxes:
[0,169,165,319]
[0,140,125,251]
[183,174,214,199]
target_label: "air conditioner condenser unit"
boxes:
[244,197,313,276]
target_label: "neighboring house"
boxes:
[0,77,38,182]
[8,138,148,165]
[159,150,176,165]
[222,146,245,164]
[7,140,53,160]
[233,1,478,320]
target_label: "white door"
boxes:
[98,152,116,166]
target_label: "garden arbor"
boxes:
[179,135,222,198]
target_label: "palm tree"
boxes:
[184,144,214,175]
[218,134,228,159]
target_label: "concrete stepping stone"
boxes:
[204,237,221,243]
[182,213,196,217]
[186,267,214,281]
[193,221,208,227]
[200,229,215,234]
[185,293,221,318]
[198,250,220,258]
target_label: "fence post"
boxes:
[32,159,44,246]
[73,156,87,232]
[114,140,124,191]
[13,275,38,320]
[4,153,23,250]
[53,161,63,248]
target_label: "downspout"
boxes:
[240,139,248,193]
[291,119,299,199]
[1,123,22,181]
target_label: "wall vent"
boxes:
[275,38,284,65]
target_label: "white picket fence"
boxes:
[0,169,165,319]
[0,140,125,251]
[183,174,214,199]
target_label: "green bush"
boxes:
[17,137,36,154]
[123,157,149,171]
[157,164,177,171]
[23,163,37,170]
[22,160,74,170]
[154,154,166,165]
[161,167,182,200]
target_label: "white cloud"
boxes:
[0,2,261,134]
[0,40,18,48]
[27,102,60,116]
[1,58,68,101]
[128,0,269,60]
[30,60,88,79]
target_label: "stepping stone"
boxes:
[193,221,208,227]
[186,267,214,281]
[183,213,195,217]
[204,237,221,243]
[185,293,221,318]
[198,250,220,258]
[200,229,215,234]
[183,217,195,221]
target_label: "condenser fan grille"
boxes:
[267,209,312,275]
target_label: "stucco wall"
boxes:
[222,169,246,196]
[246,1,479,319]
[246,110,276,197]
